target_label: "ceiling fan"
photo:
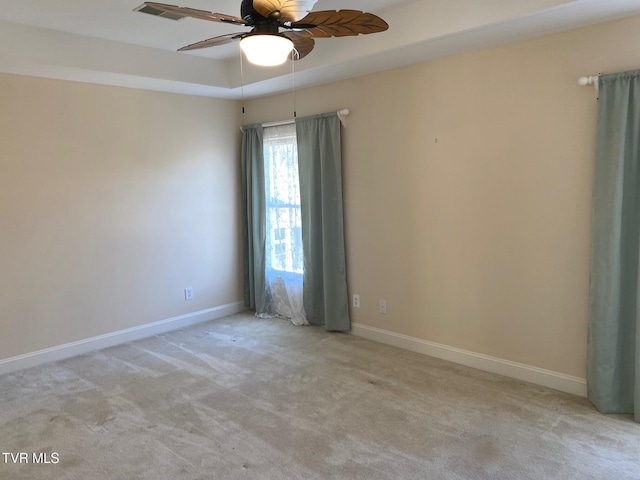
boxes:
[141,0,389,66]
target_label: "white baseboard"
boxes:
[0,301,246,376]
[351,323,587,398]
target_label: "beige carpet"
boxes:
[1,312,638,479]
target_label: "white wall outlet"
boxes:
[184,287,193,301]
[352,294,360,308]
[379,299,387,314]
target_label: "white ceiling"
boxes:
[1,0,640,99]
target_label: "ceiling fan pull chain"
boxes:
[292,50,296,118]
[240,48,246,115]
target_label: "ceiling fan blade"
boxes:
[281,32,315,60]
[292,10,389,38]
[178,33,246,51]
[253,0,317,22]
[144,2,246,25]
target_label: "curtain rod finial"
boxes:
[579,76,600,86]
[578,75,599,95]
[337,109,350,127]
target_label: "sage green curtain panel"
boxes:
[588,70,640,423]
[241,124,267,314]
[296,113,350,332]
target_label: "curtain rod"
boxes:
[578,75,600,94]
[262,109,350,128]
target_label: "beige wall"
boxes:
[0,75,243,360]
[243,15,640,379]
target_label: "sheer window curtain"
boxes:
[262,123,307,325]
[588,70,640,423]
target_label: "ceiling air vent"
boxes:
[134,4,185,20]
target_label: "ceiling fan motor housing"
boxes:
[241,0,262,25]
[242,0,282,33]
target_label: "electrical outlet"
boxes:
[352,294,360,308]
[379,299,387,314]
[184,287,193,301]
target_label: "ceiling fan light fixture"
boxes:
[240,34,294,66]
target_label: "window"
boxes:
[263,123,302,276]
